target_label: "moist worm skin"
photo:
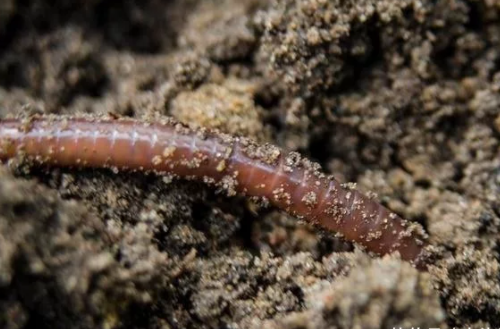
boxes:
[0,116,428,268]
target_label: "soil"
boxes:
[0,0,499,328]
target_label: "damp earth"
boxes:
[1,0,500,328]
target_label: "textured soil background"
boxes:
[1,0,500,328]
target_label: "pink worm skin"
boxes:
[0,116,428,268]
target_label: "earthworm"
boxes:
[0,115,428,268]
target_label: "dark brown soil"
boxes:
[1,0,499,328]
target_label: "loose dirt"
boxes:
[1,0,499,328]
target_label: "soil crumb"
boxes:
[254,256,445,329]
[171,81,268,140]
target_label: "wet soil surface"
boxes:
[0,0,499,328]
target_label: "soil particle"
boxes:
[254,256,445,329]
[0,27,107,111]
[171,82,268,140]
[251,211,353,258]
[178,0,263,62]
[0,168,174,329]
[431,245,500,326]
[190,250,329,328]
[255,0,433,96]
[171,54,213,90]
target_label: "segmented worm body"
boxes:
[0,116,427,268]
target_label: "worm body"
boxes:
[0,116,427,268]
